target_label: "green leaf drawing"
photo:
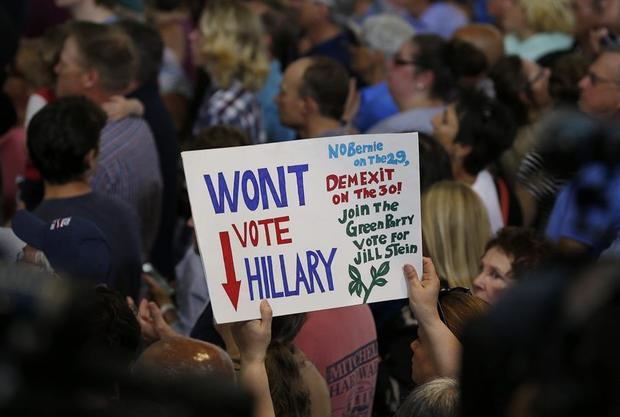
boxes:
[377,261,390,277]
[348,280,358,296]
[375,278,388,287]
[348,261,391,304]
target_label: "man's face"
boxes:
[276,59,309,131]
[578,52,620,117]
[54,36,89,97]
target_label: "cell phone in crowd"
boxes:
[142,262,175,296]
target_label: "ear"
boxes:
[84,148,98,173]
[416,70,435,90]
[82,68,99,90]
[302,95,319,117]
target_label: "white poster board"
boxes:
[182,133,422,323]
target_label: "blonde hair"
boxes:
[422,181,491,288]
[197,0,269,91]
[519,0,574,34]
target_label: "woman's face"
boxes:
[522,59,552,109]
[410,326,438,384]
[473,246,514,304]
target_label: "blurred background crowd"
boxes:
[1,0,620,416]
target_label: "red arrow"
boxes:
[219,231,241,310]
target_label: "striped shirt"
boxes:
[91,117,163,255]
[193,80,265,144]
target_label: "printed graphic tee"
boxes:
[295,305,379,417]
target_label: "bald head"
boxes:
[134,336,235,381]
[454,24,504,68]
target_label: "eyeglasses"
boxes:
[392,55,417,67]
[437,287,472,325]
[586,71,620,87]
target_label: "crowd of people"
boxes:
[1,0,620,416]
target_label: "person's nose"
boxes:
[410,339,420,353]
[578,74,590,91]
[473,273,485,292]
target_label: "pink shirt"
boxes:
[295,305,379,417]
[0,127,27,219]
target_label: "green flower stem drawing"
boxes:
[348,261,390,303]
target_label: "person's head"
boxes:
[87,285,141,364]
[386,34,455,106]
[395,378,459,417]
[191,0,269,92]
[443,39,489,88]
[572,0,620,36]
[266,313,310,417]
[116,19,164,86]
[431,88,517,178]
[55,21,138,100]
[491,55,552,126]
[422,181,492,288]
[490,0,574,34]
[190,125,250,149]
[276,57,349,132]
[133,336,235,381]
[349,13,414,84]
[578,47,620,117]
[549,52,590,106]
[28,96,106,184]
[289,0,337,31]
[473,227,552,304]
[418,133,453,192]
[16,25,68,90]
[411,290,488,384]
[453,24,504,68]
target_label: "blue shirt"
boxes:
[354,81,399,133]
[546,163,620,256]
[405,2,468,39]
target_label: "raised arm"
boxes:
[404,258,462,378]
[231,300,276,417]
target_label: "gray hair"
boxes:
[360,14,415,57]
[394,378,459,417]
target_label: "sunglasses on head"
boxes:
[437,287,472,325]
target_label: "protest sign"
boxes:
[182,133,422,323]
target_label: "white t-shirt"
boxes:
[472,169,504,234]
